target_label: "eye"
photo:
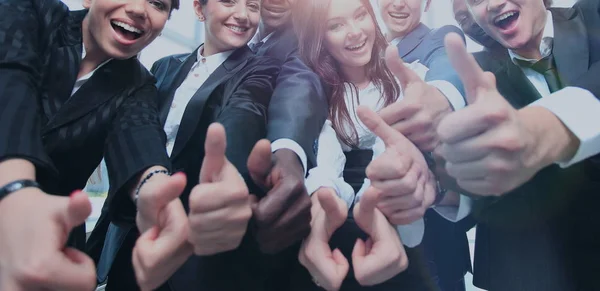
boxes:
[220,0,235,6]
[356,11,368,21]
[149,0,167,11]
[248,2,260,12]
[328,23,343,31]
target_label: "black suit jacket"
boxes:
[471,3,600,290]
[0,0,170,249]
[105,46,283,291]
[254,26,328,169]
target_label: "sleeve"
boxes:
[217,59,280,194]
[423,26,467,110]
[106,82,172,225]
[267,52,329,171]
[0,0,54,175]
[305,120,355,209]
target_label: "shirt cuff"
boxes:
[271,138,308,175]
[529,86,600,167]
[395,218,425,248]
[428,80,466,111]
[433,194,473,222]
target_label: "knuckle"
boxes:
[484,106,510,123]
[230,187,249,201]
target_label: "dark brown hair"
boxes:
[294,0,400,147]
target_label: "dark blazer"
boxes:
[396,23,473,290]
[103,46,283,291]
[471,2,600,290]
[0,0,170,249]
[254,25,328,169]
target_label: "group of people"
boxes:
[0,0,598,291]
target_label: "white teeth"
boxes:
[226,25,248,33]
[495,11,516,23]
[112,21,142,34]
[347,41,366,51]
[389,12,408,18]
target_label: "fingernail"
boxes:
[70,190,81,198]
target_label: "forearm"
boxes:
[0,159,36,186]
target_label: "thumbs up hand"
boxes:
[358,106,436,225]
[133,171,192,291]
[378,45,454,152]
[187,123,253,256]
[352,187,408,286]
[0,189,96,291]
[435,33,549,196]
[299,188,349,291]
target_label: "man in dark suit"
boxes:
[375,1,473,290]
[437,0,600,289]
[0,0,181,290]
[243,0,329,283]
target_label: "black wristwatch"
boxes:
[0,179,40,200]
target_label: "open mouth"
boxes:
[494,11,519,31]
[389,11,409,20]
[111,20,144,41]
[225,24,249,34]
[346,40,367,52]
[264,5,288,14]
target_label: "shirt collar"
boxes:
[196,45,235,71]
[78,42,112,82]
[509,10,554,63]
[250,30,275,45]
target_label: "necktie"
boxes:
[250,41,265,53]
[516,53,563,93]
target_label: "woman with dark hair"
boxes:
[0,0,180,289]
[292,0,437,290]
[102,0,283,290]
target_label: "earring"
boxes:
[199,16,205,21]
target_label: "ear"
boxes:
[194,0,206,22]
[82,0,93,9]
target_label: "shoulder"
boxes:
[428,25,465,44]
[243,55,281,75]
[1,0,70,31]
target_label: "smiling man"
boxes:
[436,0,600,290]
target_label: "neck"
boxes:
[202,41,222,57]
[258,22,277,41]
[341,65,369,89]
[80,16,110,78]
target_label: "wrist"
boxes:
[519,107,579,168]
[132,167,171,204]
[274,148,303,175]
[0,159,36,186]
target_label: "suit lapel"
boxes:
[158,52,198,125]
[551,8,589,86]
[396,23,429,58]
[43,59,134,132]
[169,46,253,160]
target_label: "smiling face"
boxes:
[260,0,294,31]
[324,0,377,71]
[467,0,547,56]
[83,0,171,60]
[377,0,423,39]
[195,0,261,56]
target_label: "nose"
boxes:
[392,0,407,9]
[488,0,507,13]
[125,0,147,19]
[232,2,249,24]
[347,22,362,41]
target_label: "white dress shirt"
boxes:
[248,30,310,174]
[510,11,600,167]
[164,47,233,156]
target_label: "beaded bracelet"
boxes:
[134,169,170,206]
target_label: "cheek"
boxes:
[324,34,345,58]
